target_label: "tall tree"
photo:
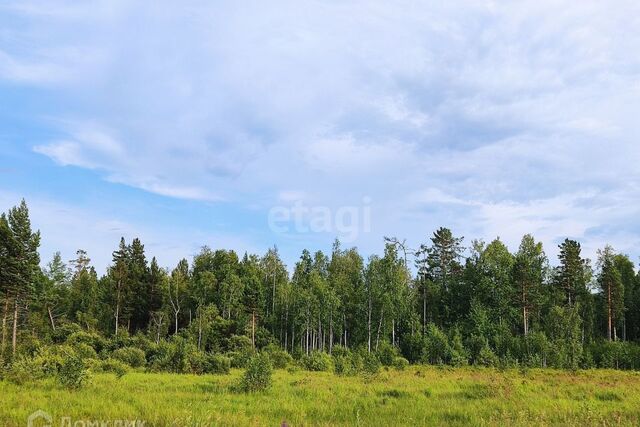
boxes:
[0,213,19,358]
[6,200,40,355]
[167,259,189,334]
[555,239,590,307]
[597,246,624,341]
[513,234,546,336]
[416,227,464,328]
[110,238,129,336]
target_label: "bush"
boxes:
[376,341,398,366]
[263,344,293,369]
[4,357,46,385]
[240,353,272,392]
[333,355,353,376]
[32,346,66,376]
[476,344,499,367]
[206,354,231,374]
[186,351,230,375]
[392,356,409,370]
[72,342,98,360]
[112,347,146,368]
[66,331,107,353]
[227,351,252,368]
[188,351,208,374]
[58,353,90,389]
[148,338,191,373]
[400,334,426,364]
[301,351,333,372]
[99,358,130,378]
[361,352,381,376]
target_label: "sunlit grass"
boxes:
[3,367,640,426]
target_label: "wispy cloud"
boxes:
[1,0,640,266]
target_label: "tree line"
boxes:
[1,199,639,369]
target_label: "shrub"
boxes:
[72,343,98,360]
[263,344,293,369]
[112,347,146,368]
[333,355,353,376]
[58,353,90,389]
[376,341,398,366]
[186,351,230,375]
[301,351,333,372]
[392,356,409,370]
[99,358,130,378]
[361,352,381,376]
[476,344,499,367]
[240,353,272,392]
[66,331,107,353]
[188,351,208,374]
[331,345,351,358]
[400,334,426,364]
[4,357,45,385]
[148,338,191,373]
[32,347,66,376]
[206,354,231,374]
[227,351,252,368]
[424,323,451,365]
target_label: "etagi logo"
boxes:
[27,410,52,427]
[268,197,372,242]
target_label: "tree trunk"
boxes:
[198,307,203,350]
[344,313,348,349]
[48,306,56,331]
[423,282,427,334]
[1,297,8,356]
[367,295,372,352]
[115,284,121,337]
[375,309,384,351]
[607,284,612,341]
[392,319,396,346]
[12,298,18,356]
[329,311,333,354]
[251,310,256,349]
[174,310,179,334]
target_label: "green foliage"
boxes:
[148,337,191,373]
[263,344,293,369]
[476,344,499,367]
[187,352,231,374]
[96,358,130,378]
[376,341,398,366]
[206,354,231,374]
[72,342,98,360]
[112,346,146,368]
[240,353,272,392]
[57,353,90,389]
[301,351,333,372]
[392,356,409,370]
[361,352,381,376]
[4,357,46,384]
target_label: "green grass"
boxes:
[3,367,640,426]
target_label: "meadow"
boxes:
[2,366,640,426]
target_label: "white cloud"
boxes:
[2,0,640,264]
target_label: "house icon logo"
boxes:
[27,410,52,427]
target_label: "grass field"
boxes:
[2,367,640,426]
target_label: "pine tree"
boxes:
[597,246,624,341]
[6,200,40,355]
[513,234,546,336]
[556,239,589,307]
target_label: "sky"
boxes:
[1,0,639,274]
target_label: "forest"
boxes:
[1,198,639,375]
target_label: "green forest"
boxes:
[1,198,639,376]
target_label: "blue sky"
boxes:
[1,1,639,273]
